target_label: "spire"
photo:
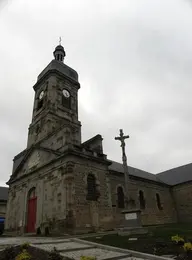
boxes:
[53,38,66,62]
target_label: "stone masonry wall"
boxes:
[5,155,70,234]
[172,182,192,223]
[7,151,184,235]
[27,74,81,148]
[73,156,113,232]
[110,172,178,226]
[5,152,113,234]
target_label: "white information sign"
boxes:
[125,212,137,220]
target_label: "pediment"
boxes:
[12,147,60,180]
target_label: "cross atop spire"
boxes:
[59,37,62,45]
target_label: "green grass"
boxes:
[82,224,192,256]
[147,223,192,239]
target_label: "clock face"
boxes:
[39,91,44,100]
[63,89,70,98]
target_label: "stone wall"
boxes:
[27,74,81,148]
[172,181,192,223]
[9,146,192,235]
[72,156,113,232]
[109,171,178,226]
[5,156,69,234]
[5,152,114,234]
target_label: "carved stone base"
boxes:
[117,226,148,236]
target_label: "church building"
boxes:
[5,45,192,234]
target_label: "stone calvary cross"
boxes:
[115,129,130,208]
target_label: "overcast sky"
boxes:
[1,0,192,186]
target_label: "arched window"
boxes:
[156,193,163,210]
[117,186,125,208]
[139,190,146,209]
[86,174,99,201]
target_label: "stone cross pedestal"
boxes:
[117,209,148,236]
[115,129,148,236]
[121,209,142,227]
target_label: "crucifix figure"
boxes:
[115,129,130,208]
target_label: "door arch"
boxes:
[26,187,37,233]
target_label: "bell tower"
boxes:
[27,44,81,149]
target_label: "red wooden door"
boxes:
[27,197,37,233]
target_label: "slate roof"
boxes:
[55,45,65,51]
[109,161,164,183]
[157,163,192,185]
[12,150,27,174]
[82,135,103,147]
[0,187,8,201]
[37,60,79,82]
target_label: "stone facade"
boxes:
[5,151,112,234]
[5,45,192,235]
[110,172,177,226]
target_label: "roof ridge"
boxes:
[157,162,192,175]
[109,160,154,174]
[109,160,166,184]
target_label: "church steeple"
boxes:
[53,44,66,62]
[27,44,81,148]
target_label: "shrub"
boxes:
[15,249,31,260]
[171,235,185,244]
[80,256,96,260]
[183,242,192,252]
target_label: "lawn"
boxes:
[82,223,192,257]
